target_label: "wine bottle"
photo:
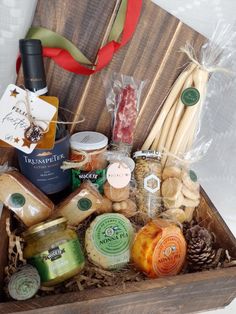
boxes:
[17,39,71,199]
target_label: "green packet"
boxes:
[71,169,107,193]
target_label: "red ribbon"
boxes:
[17,0,142,75]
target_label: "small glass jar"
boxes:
[134,150,162,218]
[70,131,108,171]
[23,217,85,287]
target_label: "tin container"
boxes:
[134,150,162,218]
[23,217,85,286]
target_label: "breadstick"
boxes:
[184,110,199,153]
[161,74,193,166]
[184,83,205,153]
[152,100,177,151]
[141,63,197,150]
[168,68,209,157]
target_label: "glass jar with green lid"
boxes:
[23,217,85,287]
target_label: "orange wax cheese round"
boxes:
[131,219,186,278]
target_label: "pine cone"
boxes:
[182,219,198,236]
[185,225,216,271]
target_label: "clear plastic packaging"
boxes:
[142,23,236,168]
[103,72,146,153]
[0,171,54,227]
[134,150,162,218]
[53,181,103,226]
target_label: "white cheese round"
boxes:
[85,213,134,269]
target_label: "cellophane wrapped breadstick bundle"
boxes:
[142,23,236,168]
[103,72,146,154]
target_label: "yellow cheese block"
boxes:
[0,171,54,227]
[54,181,103,225]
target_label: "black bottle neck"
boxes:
[20,39,48,95]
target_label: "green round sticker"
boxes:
[189,170,198,182]
[181,87,200,106]
[77,198,92,211]
[9,193,25,208]
[93,215,133,256]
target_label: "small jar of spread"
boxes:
[134,150,162,218]
[70,131,108,171]
[23,217,85,286]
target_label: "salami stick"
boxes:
[168,68,209,159]
[161,74,193,166]
[141,63,197,150]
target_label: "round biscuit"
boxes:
[182,197,200,208]
[182,185,200,200]
[162,166,181,180]
[181,171,200,192]
[161,177,182,199]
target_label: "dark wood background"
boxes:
[31,0,206,150]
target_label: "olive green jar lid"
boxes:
[23,217,67,237]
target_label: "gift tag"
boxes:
[122,157,135,172]
[107,162,131,188]
[0,84,57,153]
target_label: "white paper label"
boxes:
[144,174,160,193]
[107,162,131,188]
[122,157,135,172]
[0,84,57,153]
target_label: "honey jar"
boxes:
[23,217,85,286]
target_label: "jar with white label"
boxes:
[70,131,108,193]
[134,150,162,218]
[70,131,108,171]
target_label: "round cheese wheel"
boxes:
[85,213,134,269]
[131,219,186,278]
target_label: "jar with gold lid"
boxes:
[23,217,85,286]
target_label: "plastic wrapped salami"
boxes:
[103,73,146,154]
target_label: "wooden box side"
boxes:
[0,187,235,313]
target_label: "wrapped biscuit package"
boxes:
[161,162,200,223]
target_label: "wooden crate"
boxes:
[0,0,236,313]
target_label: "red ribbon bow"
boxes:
[17,0,142,76]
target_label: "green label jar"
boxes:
[23,217,85,286]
